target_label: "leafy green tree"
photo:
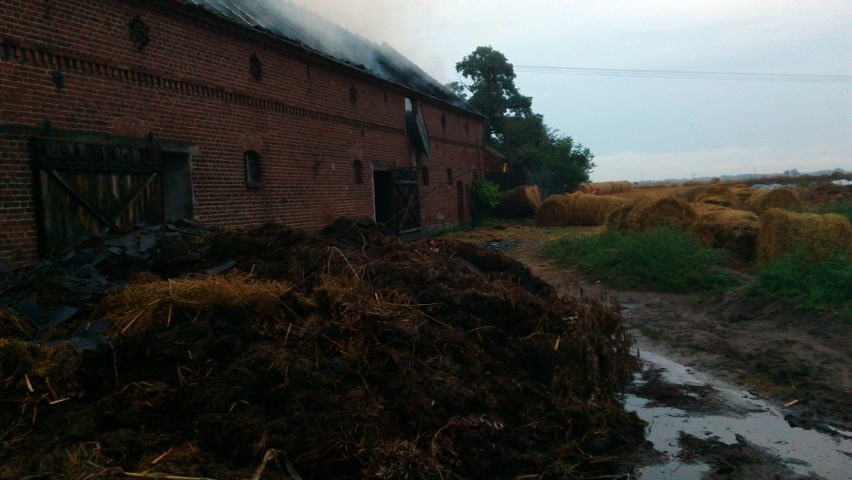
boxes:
[453,46,595,188]
[503,112,551,170]
[454,46,532,144]
[543,135,596,190]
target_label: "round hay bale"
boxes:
[499,184,542,218]
[608,196,697,232]
[605,203,634,231]
[745,188,803,215]
[756,208,852,262]
[576,181,632,195]
[730,185,755,204]
[694,187,742,208]
[680,185,740,207]
[536,195,573,227]
[537,193,633,227]
[568,194,633,226]
[692,204,759,261]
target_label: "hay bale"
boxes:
[692,186,742,208]
[745,188,803,215]
[606,196,697,232]
[536,194,572,227]
[535,193,631,226]
[756,208,852,262]
[499,184,541,218]
[605,203,634,231]
[692,204,759,261]
[576,181,632,195]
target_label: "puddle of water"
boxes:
[628,350,852,479]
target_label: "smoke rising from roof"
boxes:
[184,0,471,111]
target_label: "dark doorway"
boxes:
[373,168,421,233]
[374,169,393,225]
[161,151,193,222]
[31,137,194,255]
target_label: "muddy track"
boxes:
[458,225,851,435]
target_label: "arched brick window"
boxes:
[446,168,453,185]
[421,166,430,186]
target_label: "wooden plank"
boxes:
[111,172,158,224]
[47,169,120,231]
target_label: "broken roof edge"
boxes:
[173,0,483,119]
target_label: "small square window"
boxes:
[244,150,260,186]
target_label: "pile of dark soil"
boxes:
[0,218,644,479]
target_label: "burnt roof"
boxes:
[179,0,479,115]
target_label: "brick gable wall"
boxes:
[0,0,484,270]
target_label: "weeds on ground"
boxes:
[747,251,852,319]
[545,227,739,293]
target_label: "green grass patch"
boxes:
[545,227,739,293]
[747,251,852,319]
[636,325,664,340]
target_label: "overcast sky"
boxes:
[290,0,850,182]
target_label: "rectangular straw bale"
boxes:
[692,204,759,261]
[757,208,852,262]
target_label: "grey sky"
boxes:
[290,0,850,181]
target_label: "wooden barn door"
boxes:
[389,168,421,234]
[32,137,164,255]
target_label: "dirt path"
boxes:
[449,224,852,434]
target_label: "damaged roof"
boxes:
[179,0,478,115]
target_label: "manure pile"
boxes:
[0,219,643,479]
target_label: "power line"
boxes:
[513,65,852,83]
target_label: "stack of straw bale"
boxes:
[692,204,760,261]
[756,208,852,262]
[606,196,697,232]
[499,184,542,218]
[576,181,632,195]
[745,188,803,215]
[535,193,632,227]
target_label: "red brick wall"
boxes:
[0,0,484,269]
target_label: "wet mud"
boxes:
[449,222,852,479]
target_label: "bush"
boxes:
[470,176,500,222]
[545,227,738,293]
[747,251,851,318]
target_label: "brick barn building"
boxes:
[0,0,486,270]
